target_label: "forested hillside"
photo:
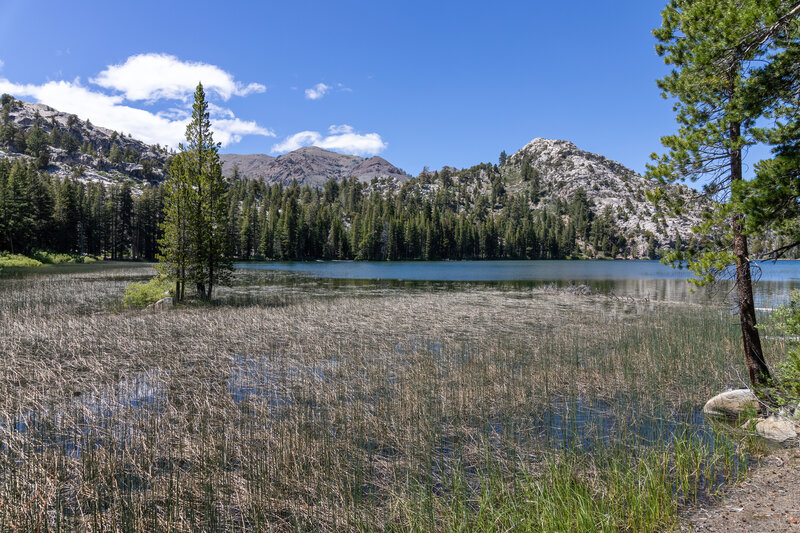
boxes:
[6,93,792,262]
[0,158,698,262]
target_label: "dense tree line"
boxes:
[0,157,640,262]
[224,171,632,261]
[0,92,677,263]
[0,160,163,259]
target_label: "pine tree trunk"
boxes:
[732,219,770,386]
[730,121,771,388]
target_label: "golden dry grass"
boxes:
[0,264,772,531]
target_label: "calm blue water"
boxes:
[237,259,800,282]
[237,259,800,307]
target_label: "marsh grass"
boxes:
[0,264,780,531]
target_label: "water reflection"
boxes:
[237,259,800,308]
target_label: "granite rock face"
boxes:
[502,138,707,254]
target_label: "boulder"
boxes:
[153,297,173,310]
[703,389,759,417]
[755,415,798,443]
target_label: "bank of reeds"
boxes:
[0,265,778,531]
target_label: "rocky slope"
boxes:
[504,138,705,245]
[217,153,275,179]
[220,147,411,186]
[0,97,170,185]
[0,97,411,188]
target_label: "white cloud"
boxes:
[272,131,320,152]
[91,53,266,102]
[214,118,275,146]
[304,83,331,100]
[272,125,387,156]
[207,102,235,119]
[0,77,273,148]
[328,124,353,134]
[0,59,4,71]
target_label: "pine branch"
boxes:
[756,239,800,260]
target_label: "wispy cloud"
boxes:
[92,53,266,102]
[0,54,272,148]
[272,124,386,156]
[0,59,4,71]
[304,83,331,100]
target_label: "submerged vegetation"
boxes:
[0,264,781,531]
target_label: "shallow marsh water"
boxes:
[1,260,798,530]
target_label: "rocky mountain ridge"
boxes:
[504,137,705,245]
[0,96,704,254]
[0,97,170,185]
[0,97,411,188]
[220,147,411,186]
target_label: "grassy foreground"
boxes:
[0,265,776,531]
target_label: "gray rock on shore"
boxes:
[143,297,174,311]
[755,415,799,443]
[702,389,759,417]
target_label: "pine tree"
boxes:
[53,177,80,253]
[157,83,232,301]
[1,162,33,253]
[116,183,134,258]
[157,154,192,298]
[646,0,800,387]
[25,122,49,169]
[737,5,800,253]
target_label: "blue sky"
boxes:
[0,0,683,176]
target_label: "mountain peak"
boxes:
[510,138,578,161]
[220,147,409,186]
[290,146,335,156]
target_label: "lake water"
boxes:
[237,259,800,307]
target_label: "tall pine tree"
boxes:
[647,0,800,387]
[158,83,232,301]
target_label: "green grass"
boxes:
[123,276,173,307]
[388,429,745,532]
[0,251,102,271]
[0,253,42,268]
[30,250,102,264]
